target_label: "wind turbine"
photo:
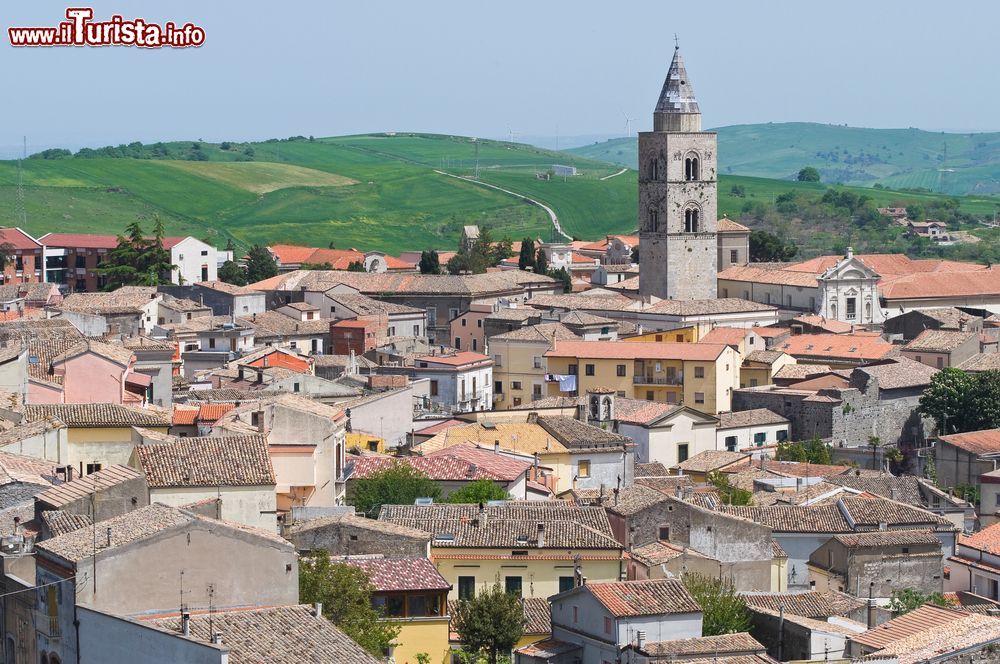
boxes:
[621,110,635,138]
[507,126,517,144]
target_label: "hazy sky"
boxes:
[3,1,998,156]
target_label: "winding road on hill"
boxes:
[599,167,629,181]
[434,169,573,241]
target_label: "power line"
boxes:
[0,575,76,600]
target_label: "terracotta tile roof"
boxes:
[412,419,465,436]
[789,314,854,334]
[853,358,938,390]
[635,475,695,493]
[604,484,672,516]
[718,217,751,233]
[514,638,581,658]
[59,290,159,315]
[24,403,170,428]
[135,433,275,488]
[425,443,533,479]
[751,327,792,339]
[960,353,1000,372]
[717,409,788,430]
[521,596,551,635]
[197,403,235,422]
[938,428,1000,455]
[0,451,59,487]
[777,333,896,362]
[144,605,383,664]
[612,399,687,426]
[344,556,450,592]
[904,329,978,353]
[881,267,1000,300]
[195,280,263,296]
[379,502,620,550]
[635,462,671,478]
[726,459,851,478]
[547,340,728,361]
[42,233,185,249]
[631,540,708,566]
[415,351,492,367]
[840,495,953,529]
[35,465,143,509]
[718,265,819,288]
[285,512,430,540]
[250,269,556,298]
[488,322,578,343]
[721,505,851,533]
[347,450,527,483]
[637,633,764,658]
[417,421,570,455]
[958,521,1000,554]
[864,612,1000,664]
[0,227,42,250]
[677,450,750,473]
[644,298,777,316]
[238,310,329,338]
[327,293,423,316]
[741,590,865,618]
[40,510,93,537]
[852,603,971,650]
[585,579,701,617]
[536,416,631,453]
[700,327,750,346]
[825,475,923,505]
[833,529,940,548]
[51,339,134,367]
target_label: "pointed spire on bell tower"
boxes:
[653,39,701,132]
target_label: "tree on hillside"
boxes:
[452,579,525,664]
[682,573,751,636]
[446,480,509,504]
[218,260,247,286]
[419,250,442,275]
[518,238,536,271]
[887,588,948,616]
[777,437,832,465]
[919,368,1000,434]
[299,551,399,656]
[749,230,798,262]
[244,245,278,284]
[551,267,572,294]
[348,462,442,517]
[447,228,508,275]
[797,166,820,182]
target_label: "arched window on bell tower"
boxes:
[684,153,700,181]
[649,208,659,232]
[684,208,700,233]
[649,159,659,181]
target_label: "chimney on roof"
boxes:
[106,527,112,548]
[846,247,854,260]
[210,633,223,645]
[867,582,877,629]
[477,502,486,527]
[313,602,323,617]
[494,439,500,454]
[181,611,191,637]
[636,630,646,651]
[536,522,545,548]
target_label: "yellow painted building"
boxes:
[346,557,452,664]
[379,503,625,603]
[489,323,578,410]
[740,350,796,389]
[543,340,741,415]
[623,326,698,343]
[22,403,171,476]
[346,431,386,454]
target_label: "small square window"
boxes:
[578,460,591,478]
[585,364,595,376]
[694,366,705,378]
[616,364,626,377]
[694,392,705,404]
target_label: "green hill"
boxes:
[567,123,1000,196]
[0,134,632,254]
[2,132,999,263]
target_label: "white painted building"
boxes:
[412,351,493,413]
[615,400,719,467]
[716,408,791,453]
[167,236,220,285]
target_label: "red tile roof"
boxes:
[424,443,532,480]
[270,244,414,270]
[938,428,1000,455]
[172,406,198,426]
[344,556,451,592]
[959,521,1000,554]
[585,579,701,617]
[198,403,235,422]
[347,453,526,482]
[415,352,492,367]
[40,233,186,249]
[777,333,896,362]
[699,327,748,346]
[547,340,728,361]
[0,228,41,250]
[851,603,970,650]
[718,217,751,233]
[882,268,1000,300]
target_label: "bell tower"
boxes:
[638,44,718,301]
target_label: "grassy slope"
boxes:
[568,123,1000,195]
[0,135,626,253]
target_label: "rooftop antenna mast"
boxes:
[14,136,26,227]
[474,138,480,180]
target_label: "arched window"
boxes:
[41,653,49,664]
[649,208,659,232]
[830,304,837,319]
[649,159,659,181]
[865,301,872,320]
[50,656,61,664]
[685,155,700,181]
[684,208,700,233]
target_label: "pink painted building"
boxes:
[28,340,147,405]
